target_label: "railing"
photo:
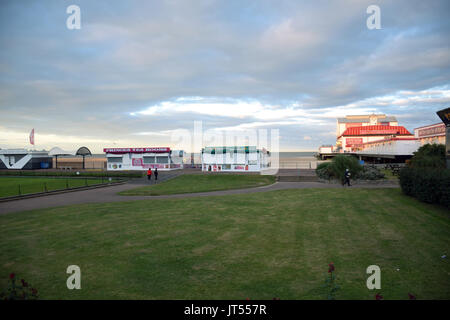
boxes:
[0,177,123,199]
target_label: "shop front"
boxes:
[104,147,184,171]
[201,146,270,172]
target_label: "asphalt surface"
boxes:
[0,172,399,215]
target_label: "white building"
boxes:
[319,145,334,154]
[103,147,185,171]
[356,137,420,159]
[0,149,53,170]
[414,123,446,146]
[201,146,270,172]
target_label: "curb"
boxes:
[0,181,127,203]
[317,179,399,186]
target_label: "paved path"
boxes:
[0,177,399,215]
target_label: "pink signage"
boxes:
[104,147,170,154]
[418,124,445,138]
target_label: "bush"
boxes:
[316,162,332,180]
[409,144,446,169]
[329,155,362,183]
[357,166,385,180]
[399,167,450,208]
[315,155,362,182]
[0,273,38,300]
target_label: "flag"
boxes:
[29,128,35,145]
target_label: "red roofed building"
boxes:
[337,125,414,152]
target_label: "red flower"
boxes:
[375,293,383,300]
[21,279,28,287]
[9,273,15,279]
[408,293,416,300]
[31,288,38,295]
[328,263,335,273]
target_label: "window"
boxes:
[156,156,168,164]
[108,157,122,163]
[143,157,155,164]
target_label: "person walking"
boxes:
[154,168,158,183]
[147,168,152,182]
[344,168,352,186]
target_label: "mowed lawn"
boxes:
[0,177,106,198]
[119,174,276,196]
[0,188,449,299]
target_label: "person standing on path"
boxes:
[344,168,351,186]
[147,168,152,182]
[154,168,158,183]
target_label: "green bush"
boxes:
[399,167,450,208]
[315,156,362,182]
[357,166,385,180]
[329,155,362,183]
[316,162,332,180]
[409,144,446,169]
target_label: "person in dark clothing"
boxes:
[154,168,158,183]
[344,168,351,186]
[147,168,152,182]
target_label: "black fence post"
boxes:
[66,179,69,189]
[18,184,21,196]
[44,182,48,192]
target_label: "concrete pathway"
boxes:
[0,177,399,215]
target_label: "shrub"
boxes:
[409,144,446,169]
[315,156,363,182]
[0,273,38,300]
[357,166,385,180]
[399,167,450,208]
[316,162,332,180]
[329,155,362,183]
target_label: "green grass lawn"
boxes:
[0,177,108,198]
[119,174,276,196]
[0,188,449,300]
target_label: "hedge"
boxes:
[399,167,450,208]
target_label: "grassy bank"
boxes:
[0,188,449,299]
[119,174,276,196]
[0,177,112,198]
[0,170,143,178]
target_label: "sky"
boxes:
[0,0,449,153]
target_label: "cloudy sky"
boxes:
[0,0,449,152]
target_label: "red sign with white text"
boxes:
[346,138,363,146]
[104,147,171,154]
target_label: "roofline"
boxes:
[363,137,417,146]
[413,122,445,130]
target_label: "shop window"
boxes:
[143,157,155,164]
[156,156,168,164]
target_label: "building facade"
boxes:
[414,123,446,146]
[337,125,413,153]
[103,147,184,171]
[356,137,419,162]
[201,146,270,172]
[0,149,53,170]
[336,114,398,152]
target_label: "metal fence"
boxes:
[0,177,121,198]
